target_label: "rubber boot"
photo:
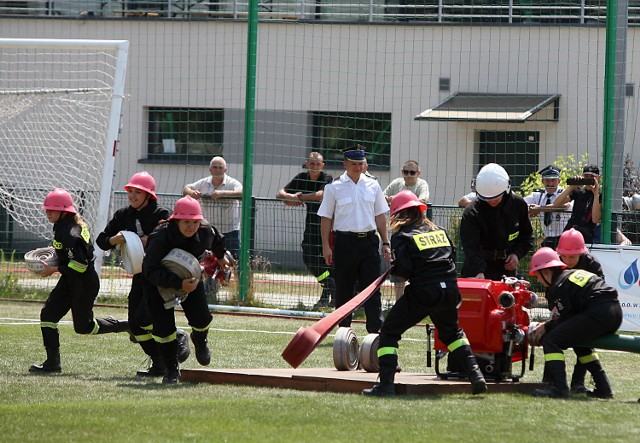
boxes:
[451,345,487,395]
[584,360,613,399]
[570,363,590,394]
[362,354,397,397]
[190,329,211,366]
[176,328,191,363]
[96,317,131,335]
[29,347,61,373]
[136,339,166,377]
[532,360,569,398]
[159,340,180,384]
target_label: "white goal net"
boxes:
[0,39,128,256]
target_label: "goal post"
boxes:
[0,38,129,274]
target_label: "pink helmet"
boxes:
[125,171,157,200]
[529,247,567,275]
[42,188,77,214]
[556,228,588,255]
[390,190,427,216]
[169,196,203,220]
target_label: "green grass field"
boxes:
[2,300,640,443]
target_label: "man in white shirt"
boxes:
[318,145,392,333]
[183,156,243,258]
[523,164,571,249]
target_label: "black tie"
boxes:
[544,195,552,226]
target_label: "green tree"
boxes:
[516,153,590,198]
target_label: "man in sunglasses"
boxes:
[383,160,429,299]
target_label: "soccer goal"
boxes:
[0,38,129,272]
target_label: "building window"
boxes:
[312,111,391,169]
[478,131,539,191]
[145,107,224,164]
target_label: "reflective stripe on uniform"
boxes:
[135,333,154,342]
[40,321,58,329]
[544,352,565,362]
[68,260,88,273]
[447,337,470,352]
[192,321,212,332]
[508,231,519,241]
[377,346,398,358]
[90,319,100,335]
[316,270,330,283]
[578,353,599,364]
[153,331,178,343]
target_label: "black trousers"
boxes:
[128,274,154,337]
[379,280,465,350]
[301,237,333,285]
[40,269,100,336]
[147,281,213,340]
[542,302,622,356]
[333,232,383,333]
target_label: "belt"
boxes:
[484,249,507,261]
[334,230,376,238]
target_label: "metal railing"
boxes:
[1,0,638,24]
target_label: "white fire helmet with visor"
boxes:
[473,163,511,201]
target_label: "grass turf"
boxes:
[2,300,640,442]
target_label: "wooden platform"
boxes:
[180,367,545,395]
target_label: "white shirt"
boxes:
[318,171,389,232]
[523,188,572,238]
[185,174,242,233]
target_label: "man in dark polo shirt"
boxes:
[318,145,392,333]
[277,152,335,308]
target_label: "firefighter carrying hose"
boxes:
[362,191,487,397]
[528,247,622,398]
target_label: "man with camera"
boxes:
[553,164,602,244]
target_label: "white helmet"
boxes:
[474,163,511,200]
[633,193,640,211]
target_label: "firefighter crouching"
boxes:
[528,247,622,398]
[363,191,487,397]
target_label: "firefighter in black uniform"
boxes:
[143,195,230,384]
[554,227,604,394]
[528,247,622,398]
[363,190,487,397]
[460,163,534,281]
[30,188,130,374]
[96,171,190,377]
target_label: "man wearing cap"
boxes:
[318,144,392,333]
[523,165,572,249]
[553,164,602,244]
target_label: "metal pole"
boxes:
[239,0,259,302]
[601,0,628,244]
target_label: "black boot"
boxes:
[570,363,590,394]
[451,345,487,395]
[362,354,397,397]
[176,328,191,363]
[326,277,336,308]
[159,340,180,384]
[136,339,166,377]
[584,360,613,399]
[191,330,211,366]
[532,360,569,398]
[96,317,131,335]
[29,347,61,373]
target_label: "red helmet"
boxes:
[42,188,77,214]
[125,171,157,200]
[169,196,203,220]
[390,190,427,216]
[556,228,588,255]
[529,247,567,275]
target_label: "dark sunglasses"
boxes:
[402,170,418,176]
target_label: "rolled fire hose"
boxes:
[158,248,203,309]
[118,231,144,275]
[24,246,58,274]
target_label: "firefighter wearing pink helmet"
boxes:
[528,247,621,399]
[363,191,487,397]
[29,189,130,374]
[553,227,604,395]
[96,172,192,377]
[142,195,231,384]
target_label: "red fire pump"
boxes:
[429,277,538,382]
